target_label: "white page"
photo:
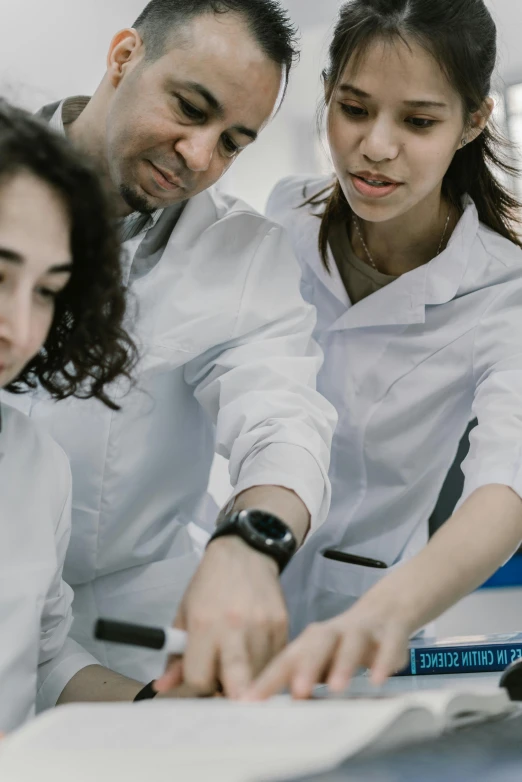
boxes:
[0,698,433,782]
[0,691,511,782]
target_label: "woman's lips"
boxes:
[350,173,402,199]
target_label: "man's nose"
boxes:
[175,128,218,173]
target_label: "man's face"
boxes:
[105,13,283,212]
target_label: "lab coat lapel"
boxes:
[295,208,351,308]
[328,263,429,330]
[302,198,479,332]
[424,197,478,305]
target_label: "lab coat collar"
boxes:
[162,187,220,252]
[299,196,478,331]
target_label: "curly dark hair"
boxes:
[1,101,137,410]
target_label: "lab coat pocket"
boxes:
[307,553,396,625]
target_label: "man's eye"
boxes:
[221,134,240,157]
[177,96,205,121]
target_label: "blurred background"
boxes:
[3,0,522,210]
[2,0,522,634]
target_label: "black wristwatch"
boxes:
[207,509,297,573]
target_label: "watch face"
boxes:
[248,510,289,541]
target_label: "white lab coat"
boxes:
[0,403,95,732]
[5,186,336,698]
[269,175,522,637]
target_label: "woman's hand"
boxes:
[245,485,522,701]
[243,597,414,700]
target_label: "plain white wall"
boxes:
[0,0,145,109]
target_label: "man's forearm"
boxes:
[57,665,143,705]
[230,485,311,546]
[360,484,522,632]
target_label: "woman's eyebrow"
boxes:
[338,84,371,99]
[46,262,73,274]
[337,85,448,109]
[0,246,22,263]
[0,247,72,273]
[404,99,448,108]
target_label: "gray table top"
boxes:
[288,711,522,782]
[274,673,522,782]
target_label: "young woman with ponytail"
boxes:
[247,0,522,698]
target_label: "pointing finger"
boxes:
[219,633,253,699]
[326,632,370,694]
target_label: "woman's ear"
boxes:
[466,97,495,144]
[322,70,331,103]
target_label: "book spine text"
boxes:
[397,644,522,676]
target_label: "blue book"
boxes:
[396,632,522,676]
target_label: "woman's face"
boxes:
[0,172,72,388]
[327,36,470,223]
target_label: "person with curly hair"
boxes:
[0,102,154,732]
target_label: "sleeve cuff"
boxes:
[227,442,331,535]
[459,456,522,509]
[36,638,101,712]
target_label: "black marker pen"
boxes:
[95,618,187,654]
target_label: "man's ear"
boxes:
[467,96,495,144]
[106,28,144,88]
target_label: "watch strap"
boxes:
[208,510,295,573]
[134,681,158,701]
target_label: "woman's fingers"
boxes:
[326,631,371,693]
[244,623,341,701]
[289,625,340,699]
[370,628,409,685]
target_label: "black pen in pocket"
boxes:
[322,549,388,569]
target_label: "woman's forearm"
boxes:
[57,665,143,704]
[245,485,522,699]
[362,484,522,632]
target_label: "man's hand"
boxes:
[242,595,413,701]
[154,535,289,699]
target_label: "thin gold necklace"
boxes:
[352,210,452,272]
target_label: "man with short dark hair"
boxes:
[12,0,336,705]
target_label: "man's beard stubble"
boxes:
[119,183,156,215]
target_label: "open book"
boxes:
[0,689,513,782]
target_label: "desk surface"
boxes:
[286,712,522,782]
[288,673,521,782]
